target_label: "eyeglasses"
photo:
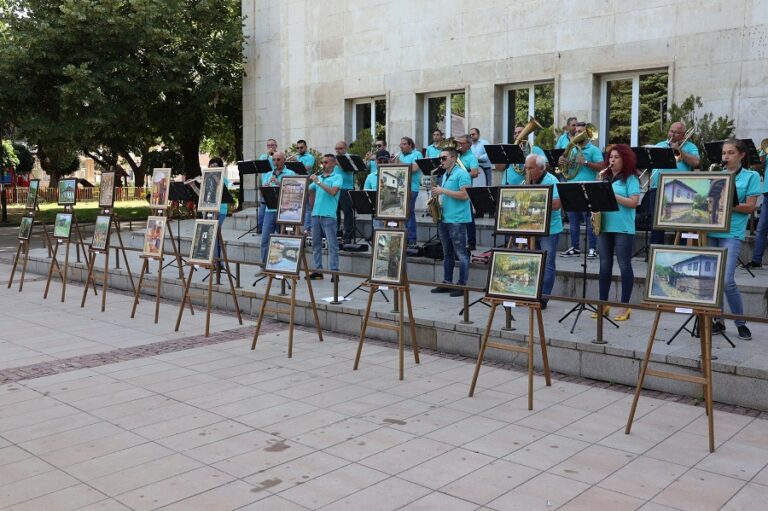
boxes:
[439,156,449,161]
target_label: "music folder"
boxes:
[415,158,443,175]
[285,161,307,175]
[259,186,280,210]
[348,190,376,215]
[646,147,677,169]
[486,144,525,165]
[237,159,272,175]
[466,186,500,218]
[544,149,566,169]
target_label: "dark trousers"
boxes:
[336,189,354,244]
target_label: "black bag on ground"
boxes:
[421,240,443,260]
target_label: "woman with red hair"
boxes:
[593,144,641,321]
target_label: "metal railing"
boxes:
[8,186,149,205]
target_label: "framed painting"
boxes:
[198,168,225,212]
[653,172,734,233]
[53,212,73,239]
[276,175,308,225]
[376,164,411,221]
[18,216,33,240]
[644,245,727,310]
[91,215,112,251]
[142,216,166,258]
[149,168,171,210]
[495,185,553,235]
[370,229,407,285]
[99,171,116,208]
[58,178,77,206]
[188,220,219,265]
[26,179,40,210]
[265,235,304,276]
[486,249,546,302]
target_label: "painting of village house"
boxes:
[370,229,406,285]
[495,186,552,235]
[376,164,410,221]
[265,235,303,275]
[644,246,727,309]
[486,249,545,302]
[58,179,77,206]
[277,176,308,225]
[654,173,733,232]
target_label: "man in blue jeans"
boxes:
[430,147,472,297]
[308,154,342,281]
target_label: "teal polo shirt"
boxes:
[566,143,601,182]
[364,163,378,190]
[441,165,472,223]
[296,153,315,173]
[710,168,761,241]
[555,132,571,150]
[220,176,230,217]
[398,150,423,193]
[460,150,479,174]
[332,155,355,190]
[760,150,768,193]
[539,172,563,235]
[258,153,275,171]
[425,144,441,158]
[309,173,343,218]
[602,175,641,234]
[650,140,699,189]
[261,168,296,212]
[503,146,546,185]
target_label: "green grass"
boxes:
[4,200,152,225]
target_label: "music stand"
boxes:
[343,190,389,302]
[557,181,621,334]
[162,182,193,272]
[337,156,368,243]
[285,161,307,175]
[466,186,499,219]
[544,149,566,170]
[237,159,272,239]
[486,144,526,166]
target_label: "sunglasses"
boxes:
[375,143,384,148]
[439,156,449,161]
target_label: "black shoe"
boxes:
[467,245,476,252]
[540,301,548,310]
[712,320,726,335]
[308,272,324,280]
[737,325,752,340]
[744,261,762,269]
[430,286,451,294]
[449,289,464,297]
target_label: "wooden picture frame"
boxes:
[99,172,116,208]
[58,178,77,206]
[370,228,407,285]
[188,220,219,265]
[17,216,33,240]
[486,249,546,302]
[198,168,225,212]
[142,216,166,258]
[264,234,304,276]
[376,164,411,221]
[644,245,727,310]
[276,175,308,225]
[149,168,171,210]
[26,179,40,210]
[53,212,73,239]
[495,185,553,236]
[653,172,734,233]
[91,215,112,252]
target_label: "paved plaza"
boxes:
[1,265,768,510]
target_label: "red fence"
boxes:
[6,186,149,205]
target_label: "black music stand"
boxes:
[556,181,620,334]
[486,144,526,166]
[343,190,389,302]
[466,186,499,219]
[415,158,441,174]
[544,149,566,170]
[237,159,273,239]
[285,161,307,175]
[162,182,193,273]
[337,156,369,244]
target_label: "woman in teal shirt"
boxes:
[594,144,640,321]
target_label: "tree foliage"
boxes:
[667,95,736,169]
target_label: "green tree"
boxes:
[667,95,736,169]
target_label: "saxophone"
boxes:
[426,167,442,224]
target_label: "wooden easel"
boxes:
[8,213,35,292]
[251,227,323,356]
[626,305,717,452]
[469,298,551,410]
[175,218,243,337]
[43,206,92,302]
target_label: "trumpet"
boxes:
[285,150,298,162]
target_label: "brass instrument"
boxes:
[511,117,543,176]
[760,139,768,154]
[591,164,612,236]
[670,127,695,162]
[558,124,597,180]
[285,151,297,162]
[426,167,442,224]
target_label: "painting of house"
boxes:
[654,173,732,232]
[644,246,726,309]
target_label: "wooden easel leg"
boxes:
[72,216,87,263]
[175,266,196,332]
[40,222,53,258]
[398,289,406,380]
[166,227,184,279]
[101,250,110,312]
[113,223,136,294]
[626,309,662,434]
[130,259,148,318]
[81,252,96,308]
[61,241,71,303]
[219,231,242,325]
[701,314,715,452]
[43,242,61,300]
[287,278,298,358]
[354,284,376,370]
[154,256,164,324]
[469,302,498,397]
[536,306,552,386]
[404,286,420,364]
[204,266,214,337]
[302,253,324,342]
[18,242,30,292]
[8,243,22,289]
[251,275,274,350]
[527,307,535,411]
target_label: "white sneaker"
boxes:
[560,247,581,257]
[587,248,598,258]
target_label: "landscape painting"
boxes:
[495,186,552,235]
[644,245,726,309]
[265,235,304,275]
[53,213,73,239]
[26,180,40,210]
[654,173,733,232]
[486,249,545,301]
[58,178,77,206]
[99,172,116,208]
[376,164,410,221]
[91,215,111,251]
[370,229,406,285]
[18,216,33,240]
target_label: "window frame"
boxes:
[599,69,668,147]
[350,96,386,141]
[501,81,554,144]
[422,90,466,146]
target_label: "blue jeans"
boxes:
[647,188,665,245]
[709,237,746,327]
[482,167,492,187]
[751,194,768,263]
[536,234,559,300]
[260,210,279,263]
[303,197,312,232]
[312,216,339,271]
[439,222,469,285]
[406,191,418,243]
[567,211,596,250]
[597,232,635,303]
[257,202,266,233]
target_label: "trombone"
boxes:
[669,127,695,162]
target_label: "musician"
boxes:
[746,138,768,268]
[470,128,492,186]
[523,154,562,309]
[333,140,355,245]
[710,139,760,340]
[499,125,546,185]
[455,134,480,251]
[558,122,603,258]
[259,152,295,263]
[393,137,423,247]
[308,154,343,280]
[592,144,640,322]
[294,140,316,235]
[430,147,471,297]
[426,129,444,158]
[256,139,278,234]
[648,121,700,244]
[555,117,578,149]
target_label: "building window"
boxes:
[351,97,386,140]
[502,82,554,144]
[423,91,466,143]
[599,70,668,147]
